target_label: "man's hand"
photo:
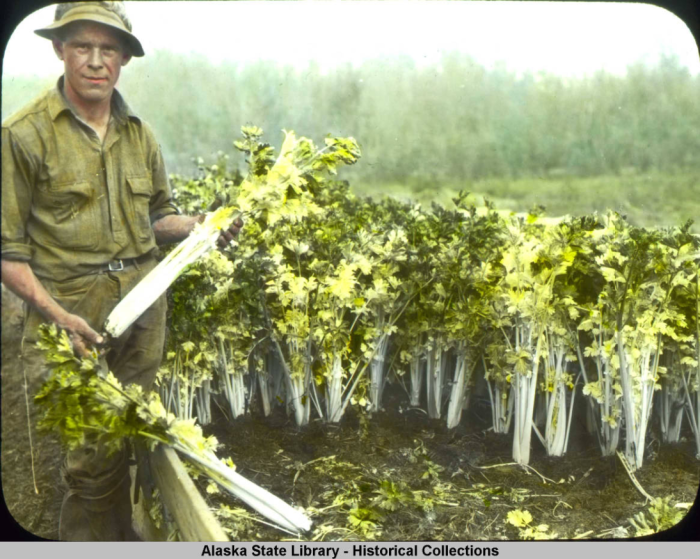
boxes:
[56,313,104,358]
[216,217,244,249]
[153,215,244,247]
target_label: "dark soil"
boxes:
[1,287,63,540]
[2,285,699,541]
[197,385,700,541]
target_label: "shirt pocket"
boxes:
[39,180,100,251]
[127,176,154,243]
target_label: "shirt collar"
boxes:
[48,75,141,126]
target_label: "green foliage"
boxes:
[169,153,244,215]
[347,507,383,538]
[35,323,313,534]
[290,443,482,541]
[576,212,700,467]
[215,504,262,540]
[628,497,686,536]
[162,127,698,468]
[373,480,413,511]
[506,509,558,540]
[161,126,362,425]
[34,324,218,456]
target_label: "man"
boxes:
[1,2,241,540]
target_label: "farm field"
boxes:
[199,391,700,541]
[2,44,700,542]
[3,128,699,542]
[2,298,699,541]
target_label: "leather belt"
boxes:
[101,253,152,273]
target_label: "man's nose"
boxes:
[87,48,104,69]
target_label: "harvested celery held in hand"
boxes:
[103,128,360,340]
[103,207,240,339]
[34,324,312,534]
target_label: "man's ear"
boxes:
[121,53,132,67]
[52,38,65,61]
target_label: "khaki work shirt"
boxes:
[2,76,179,281]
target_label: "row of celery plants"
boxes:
[160,128,699,472]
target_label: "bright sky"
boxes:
[3,1,699,78]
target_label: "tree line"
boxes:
[3,51,699,184]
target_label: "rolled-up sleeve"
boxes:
[1,127,35,261]
[144,126,179,224]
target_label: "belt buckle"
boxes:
[108,259,124,272]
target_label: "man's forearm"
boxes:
[1,260,71,324]
[152,214,202,245]
[1,259,103,353]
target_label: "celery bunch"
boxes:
[104,127,360,340]
[34,324,311,534]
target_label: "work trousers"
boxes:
[20,256,166,541]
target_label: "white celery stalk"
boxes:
[104,207,239,338]
[409,355,424,407]
[426,347,447,419]
[173,443,312,533]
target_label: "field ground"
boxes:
[2,292,699,542]
[1,287,63,540]
[350,172,700,231]
[199,388,699,541]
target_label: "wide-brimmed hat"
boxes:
[35,2,144,57]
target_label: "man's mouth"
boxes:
[85,77,108,84]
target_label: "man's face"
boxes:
[53,21,131,106]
